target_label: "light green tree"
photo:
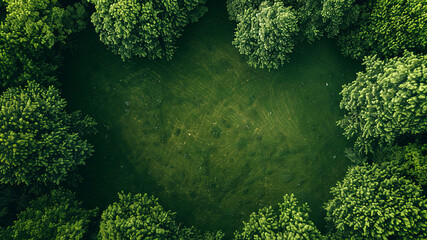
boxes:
[0,82,96,186]
[235,194,324,239]
[1,189,97,240]
[89,0,207,61]
[233,1,299,69]
[99,192,223,240]
[339,0,427,59]
[324,161,427,239]
[338,51,427,154]
[0,0,86,89]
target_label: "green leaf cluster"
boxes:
[321,0,360,38]
[89,0,207,61]
[324,161,427,239]
[98,192,223,240]
[232,1,299,69]
[339,0,427,59]
[226,0,262,21]
[373,143,427,186]
[234,194,324,239]
[0,0,87,89]
[338,51,427,154]
[1,188,97,240]
[0,82,96,186]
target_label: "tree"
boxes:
[339,0,427,59]
[232,1,299,69]
[235,194,323,239]
[89,0,207,61]
[99,192,223,240]
[1,189,97,240]
[226,0,262,21]
[321,0,361,38]
[338,52,427,154]
[0,82,96,186]
[373,143,427,186]
[0,0,87,89]
[324,162,427,239]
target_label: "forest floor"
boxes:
[61,0,361,238]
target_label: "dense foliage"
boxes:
[226,0,261,21]
[0,0,86,89]
[321,0,360,38]
[338,51,427,154]
[1,189,97,240]
[235,194,323,239]
[373,143,427,186]
[325,161,427,239]
[232,1,299,69]
[339,0,427,59]
[98,192,223,240]
[89,0,207,61]
[0,82,96,186]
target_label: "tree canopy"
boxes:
[324,161,427,239]
[321,0,360,38]
[1,189,97,240]
[338,51,427,154]
[89,0,207,61]
[232,1,299,69]
[98,192,223,240]
[0,0,86,89]
[339,0,427,59]
[235,194,323,239]
[0,82,96,186]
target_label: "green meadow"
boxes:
[61,1,360,237]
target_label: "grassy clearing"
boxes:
[61,0,361,237]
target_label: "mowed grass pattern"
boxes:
[61,1,361,237]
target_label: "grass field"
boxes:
[61,0,361,237]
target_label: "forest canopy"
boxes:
[89,0,207,60]
[0,0,426,239]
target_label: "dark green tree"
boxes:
[373,143,427,186]
[235,194,323,239]
[338,52,427,154]
[89,0,207,61]
[1,189,97,240]
[324,162,427,239]
[0,82,96,186]
[232,1,299,69]
[226,0,262,21]
[339,0,427,59]
[0,0,87,89]
[321,0,361,38]
[98,192,223,240]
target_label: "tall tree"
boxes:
[235,194,323,239]
[226,0,262,21]
[0,0,87,89]
[1,189,97,240]
[232,1,299,69]
[98,192,223,240]
[89,0,207,61]
[324,161,427,239]
[321,0,361,38]
[339,0,427,59]
[338,51,427,154]
[0,82,96,186]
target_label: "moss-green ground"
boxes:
[61,0,360,237]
